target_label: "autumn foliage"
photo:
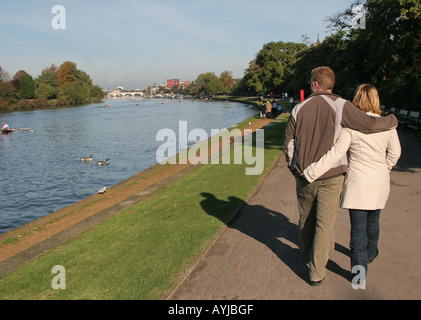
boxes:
[0,61,105,110]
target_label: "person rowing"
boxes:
[1,122,9,130]
[1,122,15,133]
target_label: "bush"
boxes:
[16,100,30,109]
[0,82,17,102]
[32,98,50,108]
[0,98,10,110]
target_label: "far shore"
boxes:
[0,94,295,114]
[0,97,105,113]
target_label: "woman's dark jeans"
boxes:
[349,209,381,278]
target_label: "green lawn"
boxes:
[0,114,288,300]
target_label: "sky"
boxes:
[0,0,356,90]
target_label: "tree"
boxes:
[74,69,92,103]
[219,71,235,92]
[36,83,57,99]
[0,82,17,102]
[10,70,29,92]
[400,0,421,19]
[231,0,420,106]
[242,59,263,96]
[0,66,10,82]
[7,70,35,99]
[13,70,27,81]
[57,82,79,105]
[56,61,97,105]
[255,41,307,94]
[286,31,352,98]
[1,61,103,108]
[57,61,77,87]
[189,72,225,96]
[90,84,105,100]
[18,73,35,99]
[35,64,58,99]
[237,41,307,96]
[324,0,421,106]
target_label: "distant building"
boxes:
[167,79,180,89]
[311,34,321,47]
[148,83,164,95]
[147,79,190,94]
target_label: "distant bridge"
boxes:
[108,91,143,98]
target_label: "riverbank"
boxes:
[0,112,273,261]
[0,96,281,259]
[0,95,285,113]
[1,98,258,235]
[0,97,105,113]
[0,112,287,299]
[212,95,262,107]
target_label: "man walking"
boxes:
[284,66,397,286]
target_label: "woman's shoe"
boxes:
[367,249,379,264]
[310,277,325,287]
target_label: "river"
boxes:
[0,98,256,234]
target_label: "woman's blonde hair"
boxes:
[353,84,382,115]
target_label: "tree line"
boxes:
[188,0,420,109]
[0,61,105,110]
[178,71,235,97]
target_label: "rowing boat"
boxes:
[1,129,14,134]
[1,128,33,134]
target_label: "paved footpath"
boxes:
[167,130,421,300]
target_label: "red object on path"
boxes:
[300,89,305,102]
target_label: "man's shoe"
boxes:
[367,249,379,264]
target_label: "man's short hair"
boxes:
[311,66,335,91]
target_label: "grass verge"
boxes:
[0,114,288,300]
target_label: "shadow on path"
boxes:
[393,131,421,173]
[201,192,305,282]
[200,192,351,284]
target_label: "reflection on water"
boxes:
[0,98,256,234]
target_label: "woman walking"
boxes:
[303,84,401,283]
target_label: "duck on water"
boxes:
[81,155,93,162]
[97,159,109,165]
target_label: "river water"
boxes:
[0,98,256,234]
